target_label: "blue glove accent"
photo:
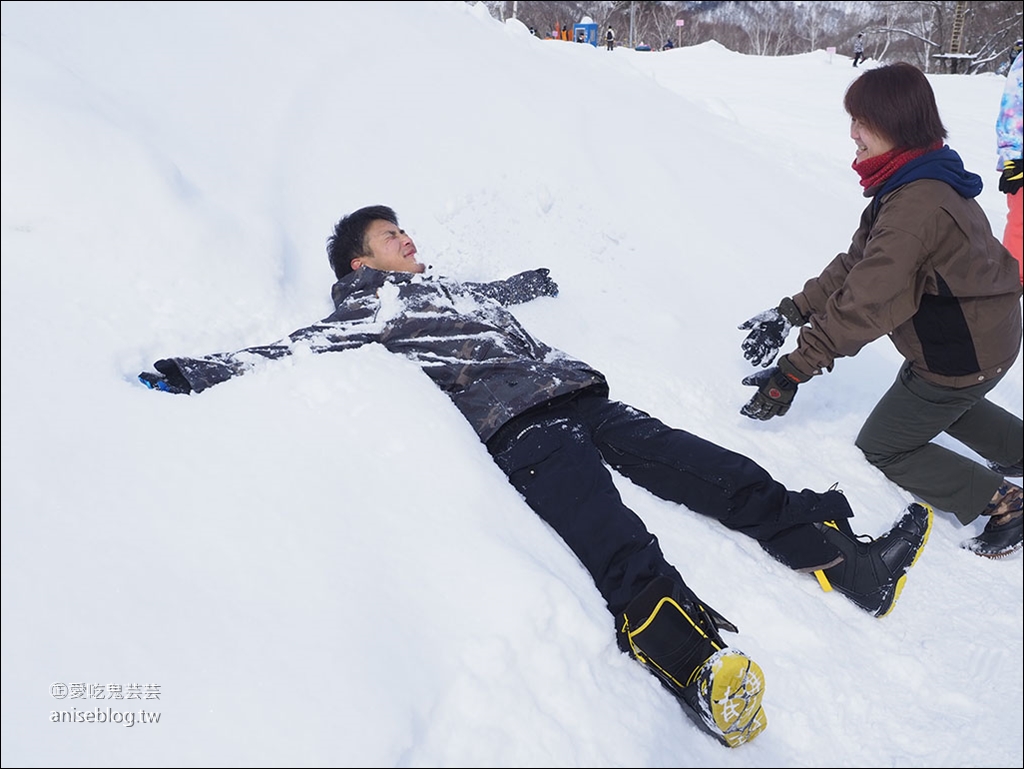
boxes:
[138,371,190,394]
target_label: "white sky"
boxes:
[2,2,1021,767]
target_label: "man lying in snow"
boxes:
[140,204,933,748]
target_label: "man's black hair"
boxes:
[326,205,399,280]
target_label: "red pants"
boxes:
[1004,190,1023,284]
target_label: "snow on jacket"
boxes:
[787,146,1023,389]
[996,51,1023,169]
[151,267,608,443]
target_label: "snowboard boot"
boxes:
[617,576,766,748]
[812,503,932,617]
[961,482,1023,558]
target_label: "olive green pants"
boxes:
[855,361,1023,525]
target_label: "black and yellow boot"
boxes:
[812,503,932,617]
[617,576,767,748]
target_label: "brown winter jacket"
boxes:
[787,177,1023,389]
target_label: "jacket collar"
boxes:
[330,267,422,308]
[868,145,984,215]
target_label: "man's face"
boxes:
[353,219,426,274]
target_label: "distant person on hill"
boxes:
[852,33,865,67]
[606,26,614,51]
[995,49,1023,282]
[663,38,675,51]
[738,63,1023,559]
[140,204,934,750]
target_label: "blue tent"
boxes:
[573,22,598,46]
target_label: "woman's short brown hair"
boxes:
[843,62,947,150]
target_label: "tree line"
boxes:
[475,1,1023,74]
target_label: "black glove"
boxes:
[506,268,559,301]
[999,158,1023,195]
[138,363,192,394]
[738,297,806,367]
[740,355,810,420]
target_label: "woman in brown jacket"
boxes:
[738,62,1023,559]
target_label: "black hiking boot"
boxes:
[617,576,767,748]
[812,503,932,617]
[961,482,1023,558]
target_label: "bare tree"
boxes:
[962,1,1024,74]
[742,3,793,56]
[794,1,822,53]
[469,1,1023,73]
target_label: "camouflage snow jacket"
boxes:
[146,267,608,443]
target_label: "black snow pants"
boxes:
[486,392,852,618]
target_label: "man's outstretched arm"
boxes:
[463,268,559,306]
[138,317,381,395]
[138,353,243,394]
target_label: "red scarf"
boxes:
[853,141,943,190]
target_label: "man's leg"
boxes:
[617,575,767,747]
[487,407,766,747]
[855,362,1016,525]
[488,409,682,616]
[578,395,932,616]
[576,396,849,567]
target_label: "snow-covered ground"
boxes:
[2,3,1021,767]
